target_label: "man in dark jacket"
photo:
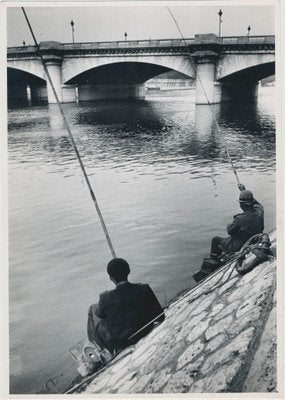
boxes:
[87,258,165,354]
[210,185,264,258]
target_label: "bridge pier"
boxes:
[62,85,78,103]
[194,51,221,105]
[45,60,63,103]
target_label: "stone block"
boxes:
[213,300,240,321]
[144,367,172,393]
[236,302,255,320]
[228,308,261,335]
[108,351,133,374]
[205,314,233,341]
[155,340,186,370]
[187,319,210,343]
[131,344,157,367]
[112,371,137,391]
[107,364,134,388]
[176,311,208,342]
[117,376,138,393]
[210,303,224,316]
[191,292,217,316]
[177,340,204,369]
[173,304,199,325]
[205,333,227,353]
[226,280,261,303]
[189,358,243,392]
[163,368,195,393]
[129,371,155,393]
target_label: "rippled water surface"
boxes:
[8,87,276,393]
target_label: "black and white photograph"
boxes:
[1,0,283,396]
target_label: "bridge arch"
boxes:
[62,55,195,84]
[7,66,47,105]
[217,53,275,81]
[7,60,46,81]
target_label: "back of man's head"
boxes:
[107,258,130,282]
[239,190,255,211]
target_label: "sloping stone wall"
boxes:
[68,233,277,394]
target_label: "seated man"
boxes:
[87,258,165,355]
[211,184,264,259]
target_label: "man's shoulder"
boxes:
[126,283,153,296]
[131,283,151,291]
[99,289,116,301]
[100,283,151,298]
[253,203,264,213]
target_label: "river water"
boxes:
[8,87,275,393]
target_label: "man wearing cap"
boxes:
[210,184,264,258]
[87,258,165,355]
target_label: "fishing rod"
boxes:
[166,7,241,188]
[21,7,116,259]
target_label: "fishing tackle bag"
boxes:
[235,233,272,275]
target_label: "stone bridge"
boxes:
[7,34,275,104]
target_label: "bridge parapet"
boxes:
[7,35,275,56]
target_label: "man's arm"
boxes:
[144,285,165,323]
[253,199,264,211]
[95,293,107,319]
[227,217,241,235]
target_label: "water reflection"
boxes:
[48,105,65,131]
[8,97,275,171]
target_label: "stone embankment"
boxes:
[68,231,277,394]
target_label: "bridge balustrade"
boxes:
[8,36,274,54]
[221,35,275,44]
[62,38,195,50]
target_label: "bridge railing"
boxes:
[62,38,195,50]
[220,35,275,44]
[7,45,37,53]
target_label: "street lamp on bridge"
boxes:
[124,32,128,41]
[70,20,75,44]
[218,9,223,38]
[247,25,251,37]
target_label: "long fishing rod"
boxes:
[167,7,241,187]
[21,7,116,259]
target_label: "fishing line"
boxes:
[166,7,241,187]
[21,7,116,258]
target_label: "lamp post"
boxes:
[70,20,75,44]
[23,40,26,46]
[218,9,223,38]
[124,32,127,41]
[247,25,251,37]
